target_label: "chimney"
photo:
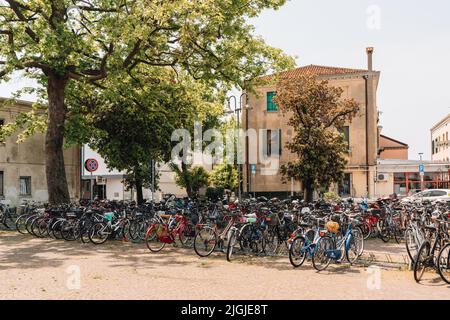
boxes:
[366,47,374,71]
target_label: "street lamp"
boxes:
[226,94,245,200]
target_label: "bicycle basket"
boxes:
[104,212,115,222]
[325,221,339,234]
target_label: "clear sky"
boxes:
[1,0,449,160]
[250,0,450,160]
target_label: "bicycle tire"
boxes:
[405,228,421,264]
[226,229,238,262]
[437,243,450,284]
[312,235,333,272]
[289,236,307,268]
[145,225,166,252]
[413,240,431,283]
[89,222,110,245]
[15,214,29,234]
[193,226,217,257]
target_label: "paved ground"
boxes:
[0,231,449,300]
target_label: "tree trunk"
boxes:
[45,72,70,205]
[135,169,144,205]
[304,178,314,203]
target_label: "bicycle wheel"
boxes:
[89,222,110,245]
[238,223,252,252]
[145,225,166,252]
[265,228,279,256]
[15,214,29,234]
[405,228,421,264]
[61,220,77,241]
[2,212,15,229]
[37,219,50,238]
[129,219,142,242]
[413,240,431,283]
[437,243,450,284]
[346,227,364,264]
[25,215,37,235]
[120,219,131,240]
[360,221,371,240]
[289,236,308,268]
[377,220,390,243]
[178,225,194,247]
[30,218,43,238]
[226,228,238,262]
[312,236,333,271]
[193,227,217,257]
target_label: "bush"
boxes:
[323,191,341,203]
[206,186,225,202]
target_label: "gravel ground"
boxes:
[0,231,449,300]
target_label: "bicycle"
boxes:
[0,203,15,229]
[193,210,240,257]
[89,211,131,245]
[145,213,194,252]
[413,218,449,283]
[312,220,364,271]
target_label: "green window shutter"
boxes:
[267,91,277,111]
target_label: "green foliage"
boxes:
[323,191,341,203]
[275,74,359,201]
[210,162,238,191]
[169,163,210,199]
[0,0,295,204]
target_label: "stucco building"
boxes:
[431,114,450,162]
[0,98,80,206]
[242,48,381,198]
[378,132,409,160]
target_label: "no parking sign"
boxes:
[84,158,99,173]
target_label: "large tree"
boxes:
[0,0,294,204]
[274,74,359,202]
[65,68,224,204]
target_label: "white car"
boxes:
[401,189,450,203]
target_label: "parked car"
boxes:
[400,189,450,203]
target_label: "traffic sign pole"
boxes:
[419,164,425,191]
[84,158,99,201]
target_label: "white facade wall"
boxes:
[431,115,450,162]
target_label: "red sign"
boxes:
[84,158,99,173]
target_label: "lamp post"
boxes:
[226,94,245,200]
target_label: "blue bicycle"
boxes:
[288,218,326,268]
[312,219,364,271]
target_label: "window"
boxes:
[339,173,352,196]
[431,190,447,197]
[0,171,3,196]
[266,91,277,112]
[339,126,350,149]
[263,129,282,157]
[19,176,31,196]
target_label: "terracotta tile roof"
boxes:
[261,64,371,81]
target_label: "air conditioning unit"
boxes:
[377,173,389,182]
[96,176,107,185]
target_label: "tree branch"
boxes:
[5,0,40,43]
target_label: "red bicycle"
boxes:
[145,214,194,252]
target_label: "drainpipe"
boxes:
[364,75,370,198]
[364,47,374,198]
